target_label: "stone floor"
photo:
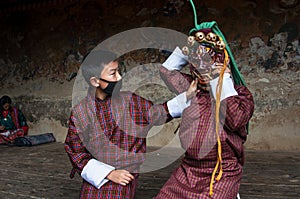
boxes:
[0,142,299,199]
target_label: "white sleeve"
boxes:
[167,92,191,118]
[210,73,238,101]
[81,159,115,189]
[162,47,188,71]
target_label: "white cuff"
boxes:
[210,73,238,101]
[167,92,191,118]
[0,131,10,136]
[162,47,188,71]
[81,159,115,189]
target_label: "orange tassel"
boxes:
[209,49,229,197]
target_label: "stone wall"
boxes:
[0,0,299,150]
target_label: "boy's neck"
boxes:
[95,88,108,100]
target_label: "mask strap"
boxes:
[99,78,118,84]
[99,78,110,83]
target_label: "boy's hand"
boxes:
[106,169,135,186]
[0,126,5,130]
[186,80,198,100]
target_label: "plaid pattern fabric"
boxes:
[80,174,138,199]
[155,67,254,199]
[65,91,171,198]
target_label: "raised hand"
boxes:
[186,80,198,100]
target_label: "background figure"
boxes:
[0,95,29,144]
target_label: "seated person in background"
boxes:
[0,95,29,144]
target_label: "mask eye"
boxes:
[195,32,205,42]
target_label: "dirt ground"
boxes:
[0,142,299,199]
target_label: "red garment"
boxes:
[65,92,172,198]
[0,129,25,144]
[21,126,29,135]
[154,67,254,199]
[80,174,138,199]
[2,110,9,118]
[0,107,28,144]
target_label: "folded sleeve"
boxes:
[81,159,115,189]
[210,73,238,101]
[162,46,188,71]
[167,92,191,118]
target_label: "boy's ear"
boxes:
[90,77,100,87]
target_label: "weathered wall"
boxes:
[0,0,299,150]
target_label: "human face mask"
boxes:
[99,78,123,95]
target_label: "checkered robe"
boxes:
[65,91,172,199]
[154,67,254,199]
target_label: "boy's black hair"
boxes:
[81,50,118,86]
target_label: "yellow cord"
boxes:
[209,49,229,196]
